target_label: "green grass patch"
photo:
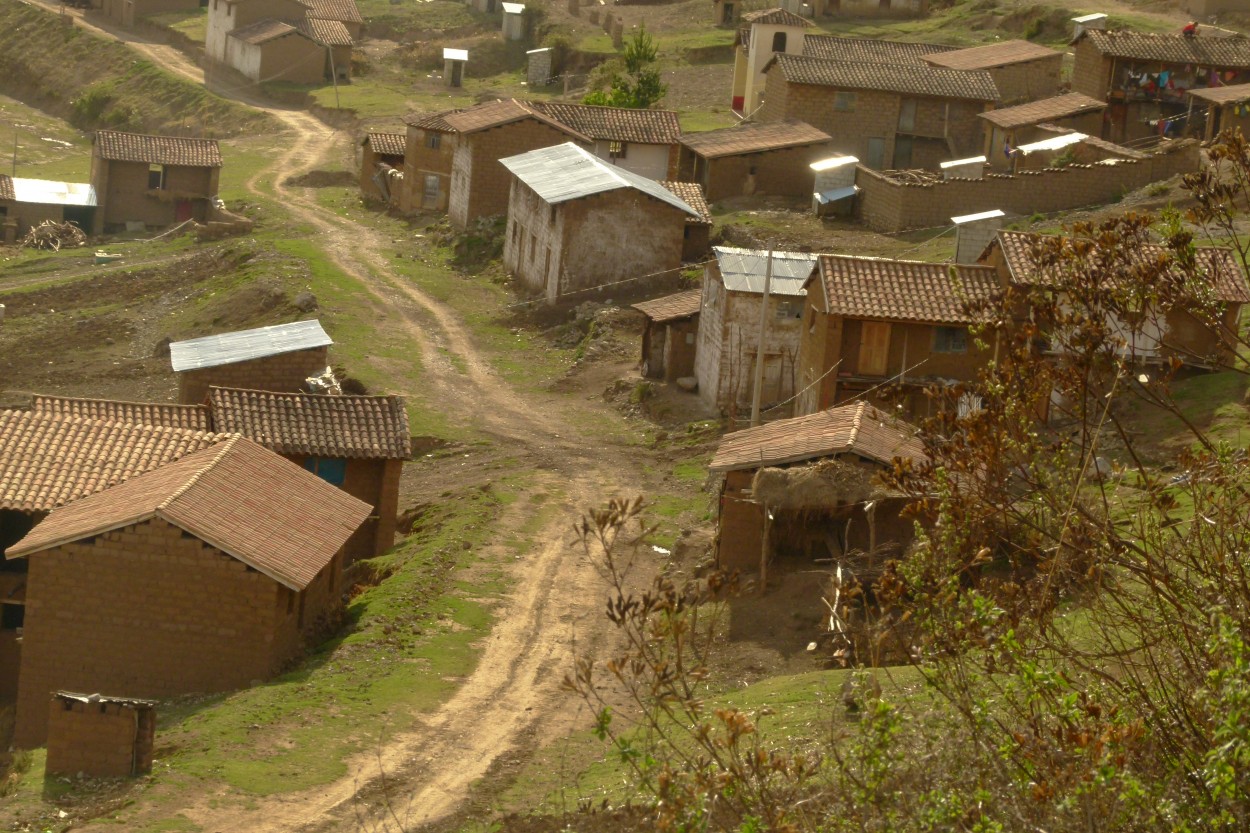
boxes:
[145,8,207,42]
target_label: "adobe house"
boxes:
[677,120,835,203]
[100,0,196,28]
[708,401,925,582]
[978,92,1107,163]
[45,692,155,778]
[801,33,956,65]
[206,0,357,83]
[170,319,334,405]
[90,131,221,233]
[0,176,98,241]
[693,246,818,416]
[632,288,702,383]
[794,252,1002,420]
[660,180,713,260]
[525,101,683,182]
[759,52,999,170]
[981,229,1250,367]
[8,436,372,748]
[1186,83,1250,141]
[499,143,699,304]
[921,40,1063,105]
[0,409,224,711]
[729,8,813,116]
[402,109,460,213]
[206,386,410,560]
[1071,29,1250,144]
[360,131,407,204]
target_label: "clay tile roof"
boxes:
[0,175,13,202]
[94,130,223,168]
[741,7,813,27]
[660,181,712,224]
[922,39,1060,70]
[993,230,1250,303]
[527,101,682,144]
[207,387,411,459]
[7,437,372,591]
[802,34,957,65]
[364,131,406,157]
[815,255,1001,324]
[709,402,925,472]
[769,53,1000,101]
[1187,81,1250,104]
[440,99,588,141]
[404,108,463,131]
[304,0,362,23]
[679,119,832,158]
[297,16,354,46]
[1078,29,1250,67]
[979,92,1107,129]
[229,18,301,45]
[0,410,226,512]
[632,288,702,323]
[32,395,211,432]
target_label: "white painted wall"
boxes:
[590,141,672,181]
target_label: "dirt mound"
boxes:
[285,170,357,188]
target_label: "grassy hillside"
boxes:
[0,0,270,136]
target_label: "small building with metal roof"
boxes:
[170,320,334,404]
[693,246,818,414]
[0,177,98,241]
[499,142,700,304]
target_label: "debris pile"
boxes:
[22,220,87,250]
[877,168,943,186]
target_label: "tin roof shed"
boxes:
[712,246,817,297]
[169,320,333,372]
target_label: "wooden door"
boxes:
[858,321,891,376]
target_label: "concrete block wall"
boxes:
[176,346,329,404]
[13,516,336,747]
[45,699,155,778]
[854,140,1201,232]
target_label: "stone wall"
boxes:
[854,140,1201,233]
[176,346,330,405]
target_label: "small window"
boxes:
[304,457,347,486]
[834,92,856,112]
[529,232,537,262]
[148,164,166,190]
[609,140,627,159]
[423,174,440,201]
[898,99,917,132]
[934,326,967,353]
[775,301,800,320]
[771,31,787,52]
[426,132,442,150]
[1,602,23,630]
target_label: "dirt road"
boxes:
[33,10,645,832]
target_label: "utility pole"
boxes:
[749,246,773,427]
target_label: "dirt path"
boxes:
[34,11,644,832]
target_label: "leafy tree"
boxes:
[582,27,667,109]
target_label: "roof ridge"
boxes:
[156,436,240,513]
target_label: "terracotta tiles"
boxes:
[365,132,406,156]
[1188,82,1250,104]
[660,181,712,225]
[679,120,831,158]
[404,109,463,132]
[32,395,211,432]
[441,99,587,140]
[304,0,363,23]
[995,230,1250,303]
[7,437,372,591]
[230,19,298,45]
[1079,29,1250,67]
[632,288,702,323]
[710,402,924,472]
[207,387,410,459]
[802,35,956,65]
[0,410,225,512]
[297,17,354,46]
[770,53,1000,101]
[94,131,223,168]
[922,40,1059,70]
[740,7,812,27]
[816,255,1001,324]
[527,102,682,144]
[979,92,1106,129]
[0,174,14,202]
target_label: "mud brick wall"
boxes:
[701,142,836,202]
[986,55,1063,105]
[402,127,455,213]
[854,140,1201,233]
[13,516,339,747]
[1071,39,1113,100]
[45,699,155,778]
[716,470,764,573]
[177,346,329,404]
[449,120,578,229]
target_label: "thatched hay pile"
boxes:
[752,458,891,510]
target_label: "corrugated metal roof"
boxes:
[12,178,97,207]
[815,185,858,204]
[713,246,816,297]
[169,320,332,372]
[499,142,698,216]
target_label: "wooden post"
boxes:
[865,500,877,572]
[759,503,772,596]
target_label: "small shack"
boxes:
[0,177,97,242]
[632,289,702,383]
[502,2,525,40]
[978,92,1107,163]
[90,131,222,234]
[444,48,468,87]
[45,692,156,778]
[1187,83,1250,142]
[360,131,407,204]
[677,120,835,202]
[708,402,925,585]
[170,319,334,405]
